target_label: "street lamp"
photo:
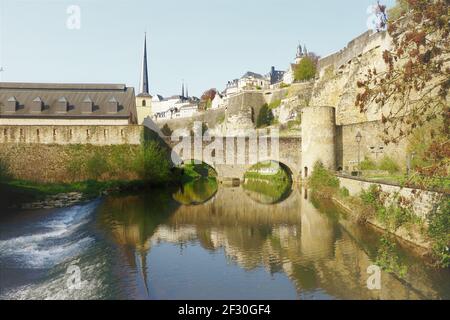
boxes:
[356,131,362,175]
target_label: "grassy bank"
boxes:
[0,141,175,208]
[307,162,449,269]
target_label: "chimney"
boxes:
[57,97,68,113]
[82,97,93,113]
[31,97,44,113]
[107,97,119,113]
[6,96,18,112]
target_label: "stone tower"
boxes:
[301,106,336,178]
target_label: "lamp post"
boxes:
[356,131,362,176]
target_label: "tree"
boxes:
[294,56,317,81]
[161,124,173,137]
[256,104,274,128]
[200,88,217,110]
[356,0,449,180]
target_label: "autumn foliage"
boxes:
[356,0,450,182]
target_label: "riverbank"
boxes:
[0,160,216,211]
[0,179,162,210]
[306,162,449,269]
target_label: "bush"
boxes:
[360,157,377,170]
[379,156,400,174]
[308,162,339,193]
[360,184,382,208]
[0,158,10,182]
[428,196,450,267]
[294,57,317,81]
[133,141,172,184]
[268,99,282,109]
[256,104,275,128]
[280,82,290,88]
[339,187,350,198]
[86,152,109,180]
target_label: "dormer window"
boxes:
[6,96,18,112]
[31,97,44,113]
[82,96,93,113]
[57,97,68,113]
[108,97,119,113]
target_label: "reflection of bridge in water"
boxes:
[98,186,445,300]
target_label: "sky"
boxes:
[0,0,396,97]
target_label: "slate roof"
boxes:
[241,71,265,80]
[0,82,137,123]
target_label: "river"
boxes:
[0,179,449,300]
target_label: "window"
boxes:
[142,100,146,107]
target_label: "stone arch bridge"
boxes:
[161,136,302,182]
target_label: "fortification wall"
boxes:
[0,143,145,183]
[0,125,145,145]
[311,30,392,125]
[157,108,226,135]
[336,120,408,172]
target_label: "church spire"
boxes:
[139,33,149,95]
[185,83,189,99]
[297,43,303,58]
[181,81,185,98]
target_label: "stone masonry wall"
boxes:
[0,125,145,145]
[336,120,408,172]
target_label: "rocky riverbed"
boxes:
[19,192,88,210]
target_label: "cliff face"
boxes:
[311,31,392,126]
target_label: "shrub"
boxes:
[268,99,281,109]
[86,152,109,180]
[360,185,383,208]
[280,82,290,88]
[378,156,400,174]
[0,158,10,182]
[308,162,339,193]
[360,157,377,170]
[133,141,171,184]
[339,187,350,198]
[294,57,317,81]
[428,196,450,267]
[256,104,275,128]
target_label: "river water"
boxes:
[1,180,449,300]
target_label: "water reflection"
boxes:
[97,185,450,300]
[243,161,293,204]
[172,178,218,205]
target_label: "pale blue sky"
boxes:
[0,0,395,97]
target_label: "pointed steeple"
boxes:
[296,43,303,58]
[139,33,149,95]
[185,84,189,99]
[181,81,185,98]
[303,45,308,56]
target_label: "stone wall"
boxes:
[337,176,436,220]
[157,108,226,135]
[336,120,408,172]
[311,30,392,125]
[0,125,145,145]
[0,143,144,183]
